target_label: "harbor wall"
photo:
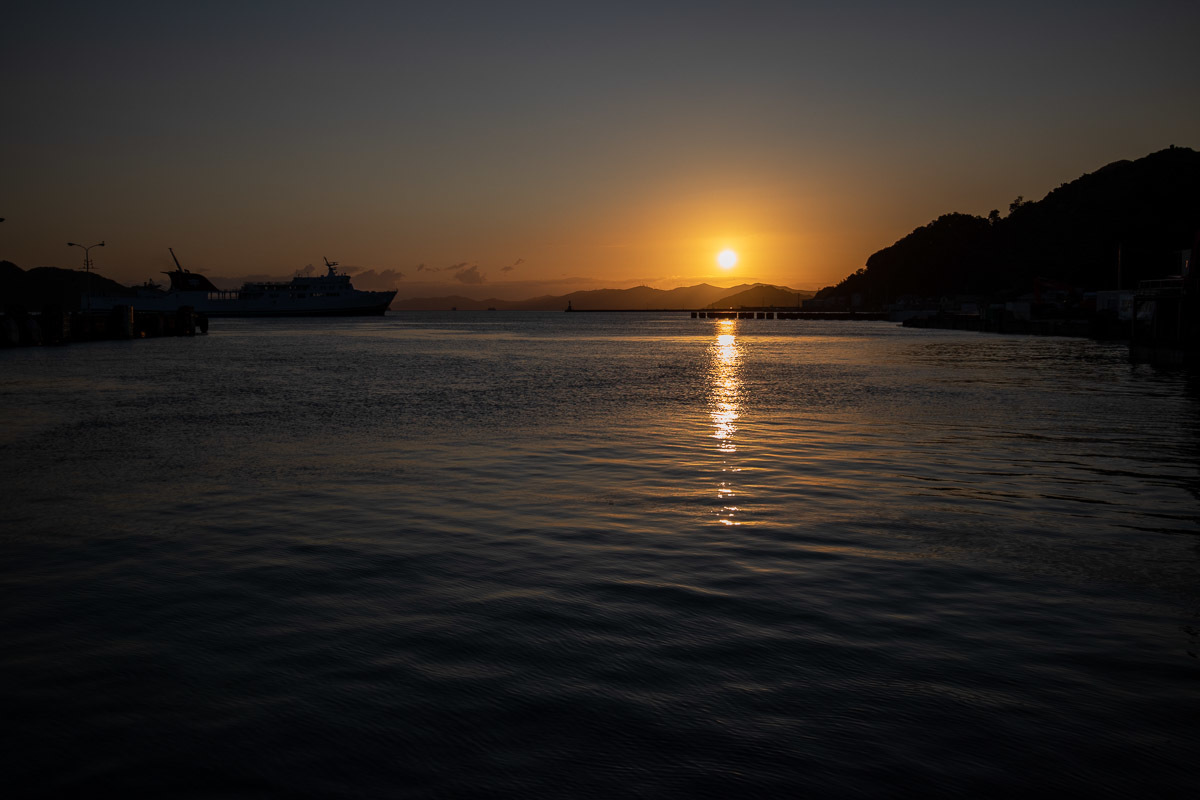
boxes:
[0,306,207,347]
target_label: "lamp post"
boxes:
[68,240,104,310]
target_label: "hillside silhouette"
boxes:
[1,258,814,313]
[1,261,135,312]
[394,283,814,311]
[816,146,1200,307]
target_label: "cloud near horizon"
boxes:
[415,261,487,284]
[417,261,468,273]
[454,265,486,284]
[345,267,405,290]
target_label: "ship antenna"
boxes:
[169,247,183,271]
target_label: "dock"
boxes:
[692,310,889,320]
[0,306,208,347]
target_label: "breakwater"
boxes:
[562,309,888,319]
[0,306,208,347]
[693,310,889,320]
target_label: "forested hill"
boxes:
[817,146,1200,306]
[1,261,136,311]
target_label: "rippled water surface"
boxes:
[2,314,1198,797]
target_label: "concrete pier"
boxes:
[0,307,208,347]
[695,310,888,321]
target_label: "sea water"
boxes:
[2,314,1198,797]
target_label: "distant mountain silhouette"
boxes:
[0,259,813,313]
[393,283,815,310]
[714,284,811,309]
[816,146,1200,307]
[1,261,136,312]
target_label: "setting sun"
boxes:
[717,249,738,269]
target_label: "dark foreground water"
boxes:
[2,314,1198,797]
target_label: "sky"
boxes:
[4,0,1199,299]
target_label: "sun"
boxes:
[717,249,738,269]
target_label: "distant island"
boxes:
[0,259,812,314]
[813,146,1200,310]
[393,283,814,311]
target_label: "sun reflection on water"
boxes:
[708,320,743,526]
[709,322,741,454]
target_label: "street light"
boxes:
[68,240,104,310]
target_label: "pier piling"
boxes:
[1,308,208,347]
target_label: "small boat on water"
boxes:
[90,251,397,317]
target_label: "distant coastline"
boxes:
[0,260,814,315]
[391,283,815,312]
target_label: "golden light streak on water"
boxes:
[709,322,741,454]
[709,319,743,526]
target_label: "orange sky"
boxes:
[4,2,1198,299]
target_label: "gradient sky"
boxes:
[4,1,1198,298]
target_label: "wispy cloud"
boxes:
[345,267,405,290]
[413,260,489,284]
[453,265,486,284]
[419,261,472,273]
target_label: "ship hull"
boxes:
[204,306,390,317]
[202,296,395,317]
[90,291,397,317]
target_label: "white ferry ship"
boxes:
[92,251,397,317]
